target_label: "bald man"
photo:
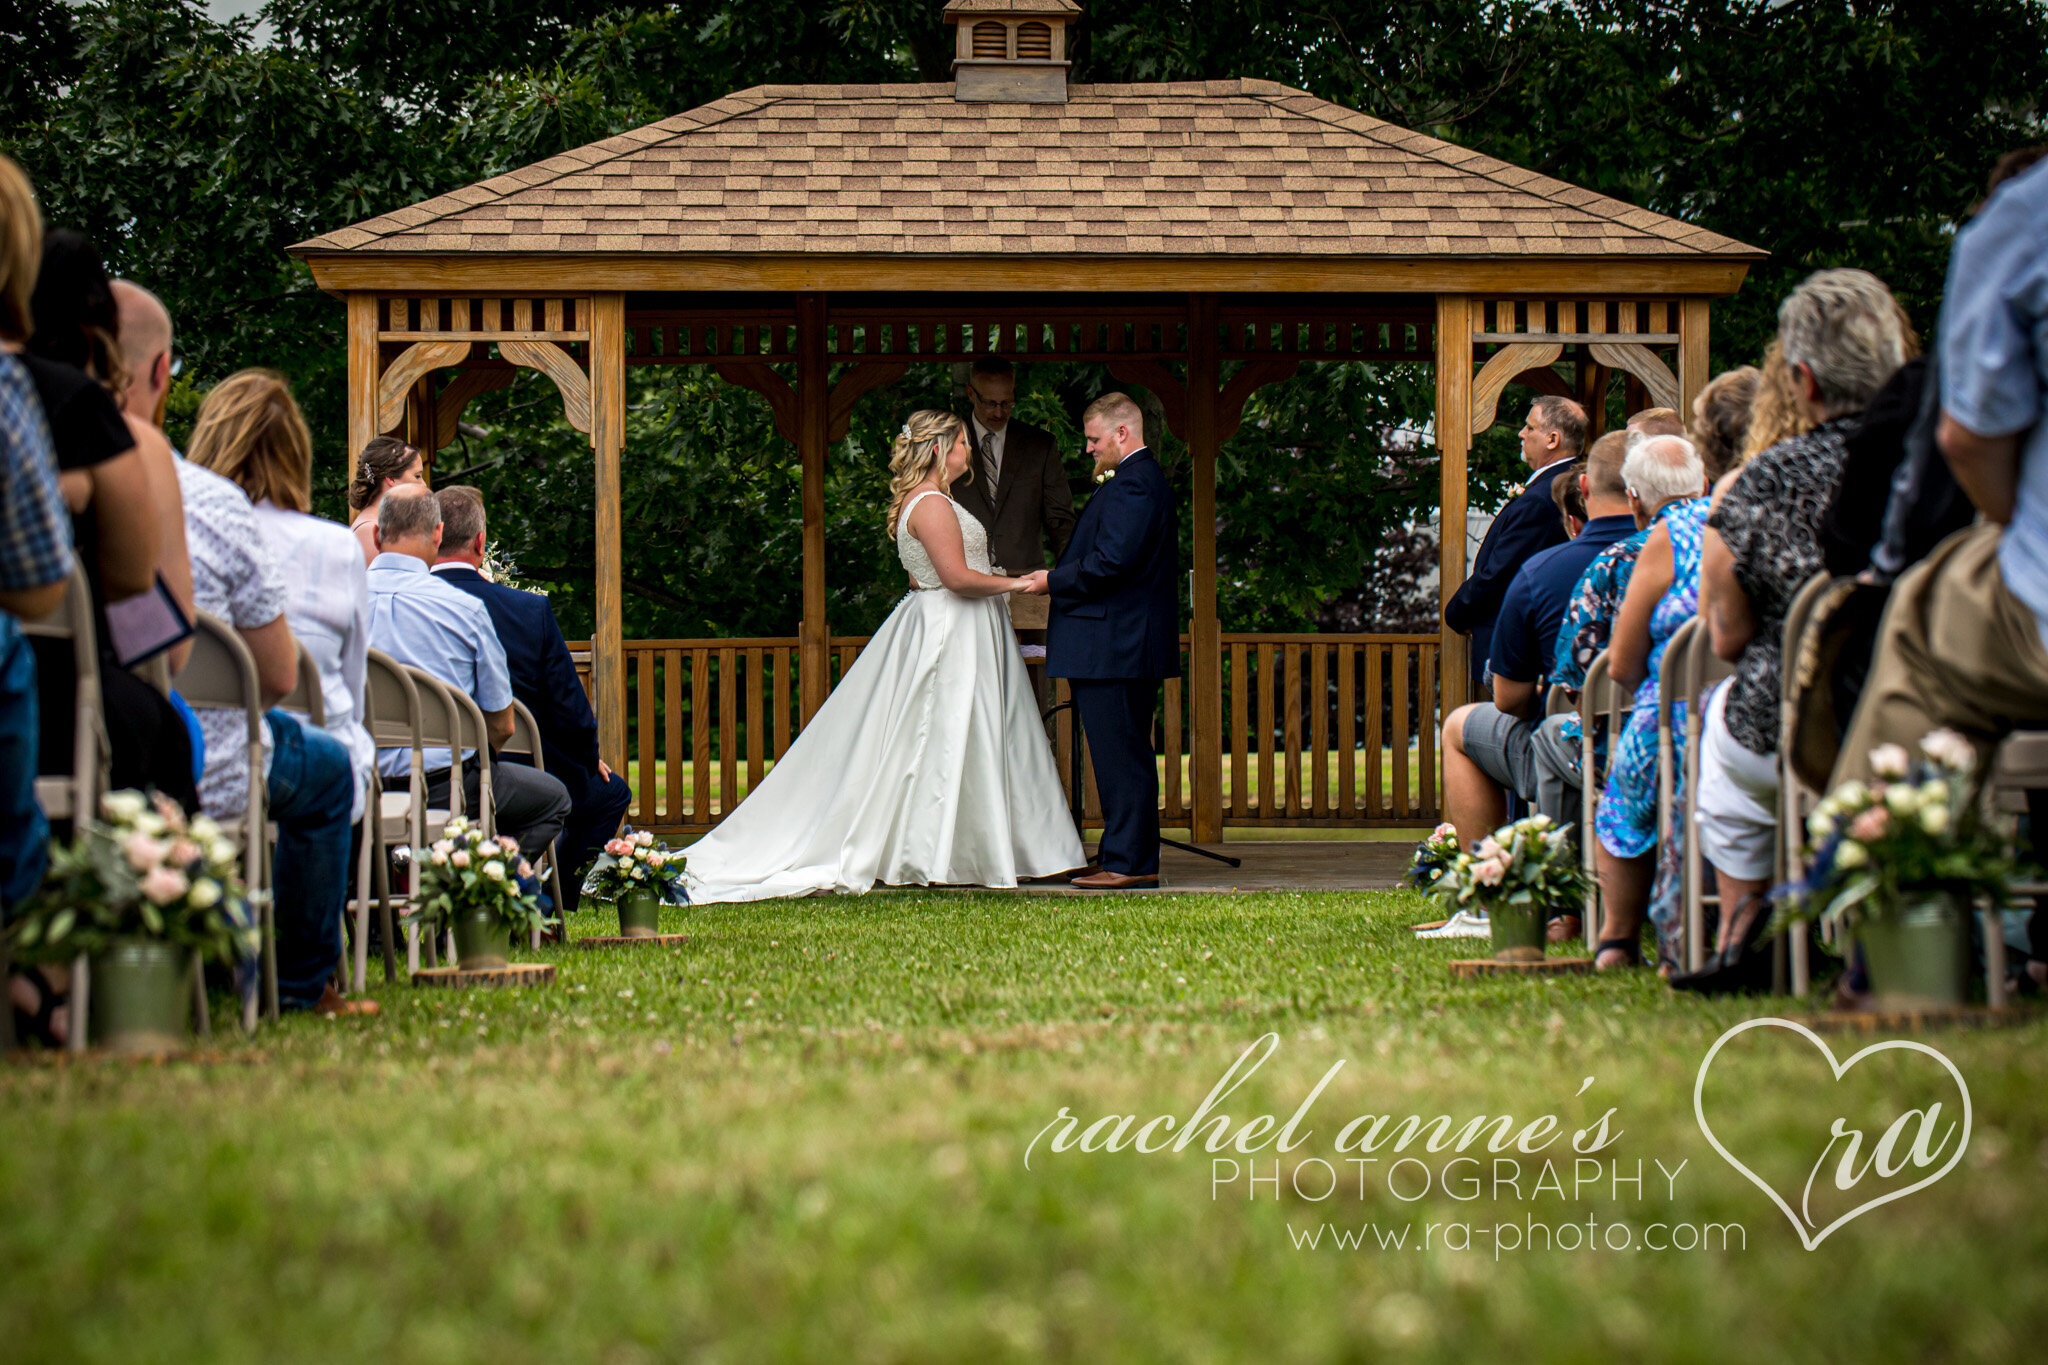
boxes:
[111,280,195,671]
[113,280,173,426]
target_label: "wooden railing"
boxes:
[575,631,1441,836]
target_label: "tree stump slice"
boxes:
[1809,1004,2036,1034]
[410,962,556,989]
[1448,958,1595,979]
[578,934,693,949]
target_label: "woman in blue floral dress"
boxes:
[1592,436,1710,969]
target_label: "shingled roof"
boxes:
[291,78,1761,261]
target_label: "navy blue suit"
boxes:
[433,565,631,879]
[1443,460,1572,688]
[1046,447,1179,875]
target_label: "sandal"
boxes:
[1594,937,1642,970]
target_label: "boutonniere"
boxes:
[1093,467,1116,485]
[1507,482,1526,498]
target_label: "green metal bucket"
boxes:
[452,909,510,970]
[89,938,191,1054]
[1859,894,1971,1008]
[1489,903,1547,963]
[618,890,662,938]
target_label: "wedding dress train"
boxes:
[682,490,1085,902]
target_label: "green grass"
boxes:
[4,889,2044,1363]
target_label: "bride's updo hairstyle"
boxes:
[886,409,968,535]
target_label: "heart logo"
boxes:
[1693,1017,1972,1251]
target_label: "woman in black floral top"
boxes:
[1680,268,1913,994]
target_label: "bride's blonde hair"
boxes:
[886,409,968,535]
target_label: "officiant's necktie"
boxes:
[980,431,1000,496]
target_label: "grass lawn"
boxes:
[4,888,2043,1363]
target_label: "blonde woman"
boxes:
[684,409,1083,902]
[189,370,373,823]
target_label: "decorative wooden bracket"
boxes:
[1586,341,1680,413]
[827,362,910,443]
[433,368,519,451]
[1103,358,1189,438]
[1470,341,1564,436]
[1217,358,1300,443]
[713,361,798,445]
[376,340,472,434]
[500,340,593,433]
[1511,366,1573,400]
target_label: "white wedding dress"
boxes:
[682,491,1086,903]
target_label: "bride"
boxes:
[682,409,1086,903]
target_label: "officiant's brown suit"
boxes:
[952,414,1078,574]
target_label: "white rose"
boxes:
[208,838,237,865]
[1884,785,1919,817]
[1919,728,1977,773]
[189,815,221,842]
[482,860,506,881]
[1834,840,1869,870]
[1919,805,1951,836]
[1807,810,1836,842]
[431,848,449,866]
[1917,780,1948,808]
[1868,744,1910,780]
[188,877,222,909]
[102,791,148,822]
[452,850,470,868]
[634,830,655,847]
[630,867,646,881]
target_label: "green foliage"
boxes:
[407,817,554,938]
[1425,812,1588,913]
[7,0,2042,636]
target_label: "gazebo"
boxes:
[290,0,1760,844]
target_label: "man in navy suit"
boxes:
[431,487,632,905]
[1030,393,1179,889]
[1443,396,1589,691]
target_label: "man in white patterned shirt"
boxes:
[178,454,365,1016]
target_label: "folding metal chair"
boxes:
[174,612,274,1030]
[499,698,569,946]
[1779,572,1834,996]
[1980,732,2048,1009]
[1680,615,1738,972]
[11,567,107,1052]
[1577,648,1632,950]
[401,666,477,968]
[357,650,437,986]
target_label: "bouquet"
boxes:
[1423,813,1585,913]
[1406,822,1464,890]
[408,817,553,938]
[1778,728,2021,935]
[585,828,686,903]
[3,789,255,965]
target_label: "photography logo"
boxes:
[1693,1018,1972,1250]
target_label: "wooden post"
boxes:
[1186,293,1224,844]
[589,293,627,774]
[1435,295,1473,713]
[1678,298,1712,419]
[346,293,378,491]
[404,375,440,481]
[796,293,831,724]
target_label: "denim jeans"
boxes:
[266,710,354,1009]
[0,621,46,912]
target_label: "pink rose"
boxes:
[1848,807,1890,842]
[123,832,169,872]
[1472,858,1505,887]
[497,835,519,853]
[452,849,471,869]
[168,839,201,867]
[139,865,189,906]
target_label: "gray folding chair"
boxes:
[401,666,474,968]
[1980,732,2048,1008]
[1680,615,1738,972]
[499,698,569,946]
[11,567,107,1052]
[1577,648,1632,950]
[358,650,438,986]
[174,612,274,1030]
[1778,572,1834,996]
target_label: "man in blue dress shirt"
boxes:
[365,486,571,863]
[431,486,631,905]
[1444,396,1588,692]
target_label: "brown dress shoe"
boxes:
[311,983,380,1017]
[1069,869,1159,889]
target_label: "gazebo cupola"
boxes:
[944,0,1079,103]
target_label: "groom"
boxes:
[1028,392,1180,889]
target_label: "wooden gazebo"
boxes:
[291,0,1759,842]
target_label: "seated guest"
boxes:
[20,224,197,812]
[108,279,196,675]
[430,485,629,903]
[187,370,373,822]
[1441,430,1637,847]
[1686,268,1910,993]
[1690,367,1761,485]
[1549,458,1588,538]
[1626,407,1686,440]
[347,435,425,564]
[1445,397,1587,692]
[366,486,571,862]
[1589,436,1710,969]
[1835,155,2048,786]
[176,437,369,1015]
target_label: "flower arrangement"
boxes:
[586,829,685,902]
[2,789,255,965]
[1406,822,1464,890]
[1423,813,1585,913]
[1777,729,2020,935]
[407,816,552,939]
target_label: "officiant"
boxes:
[952,356,1077,575]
